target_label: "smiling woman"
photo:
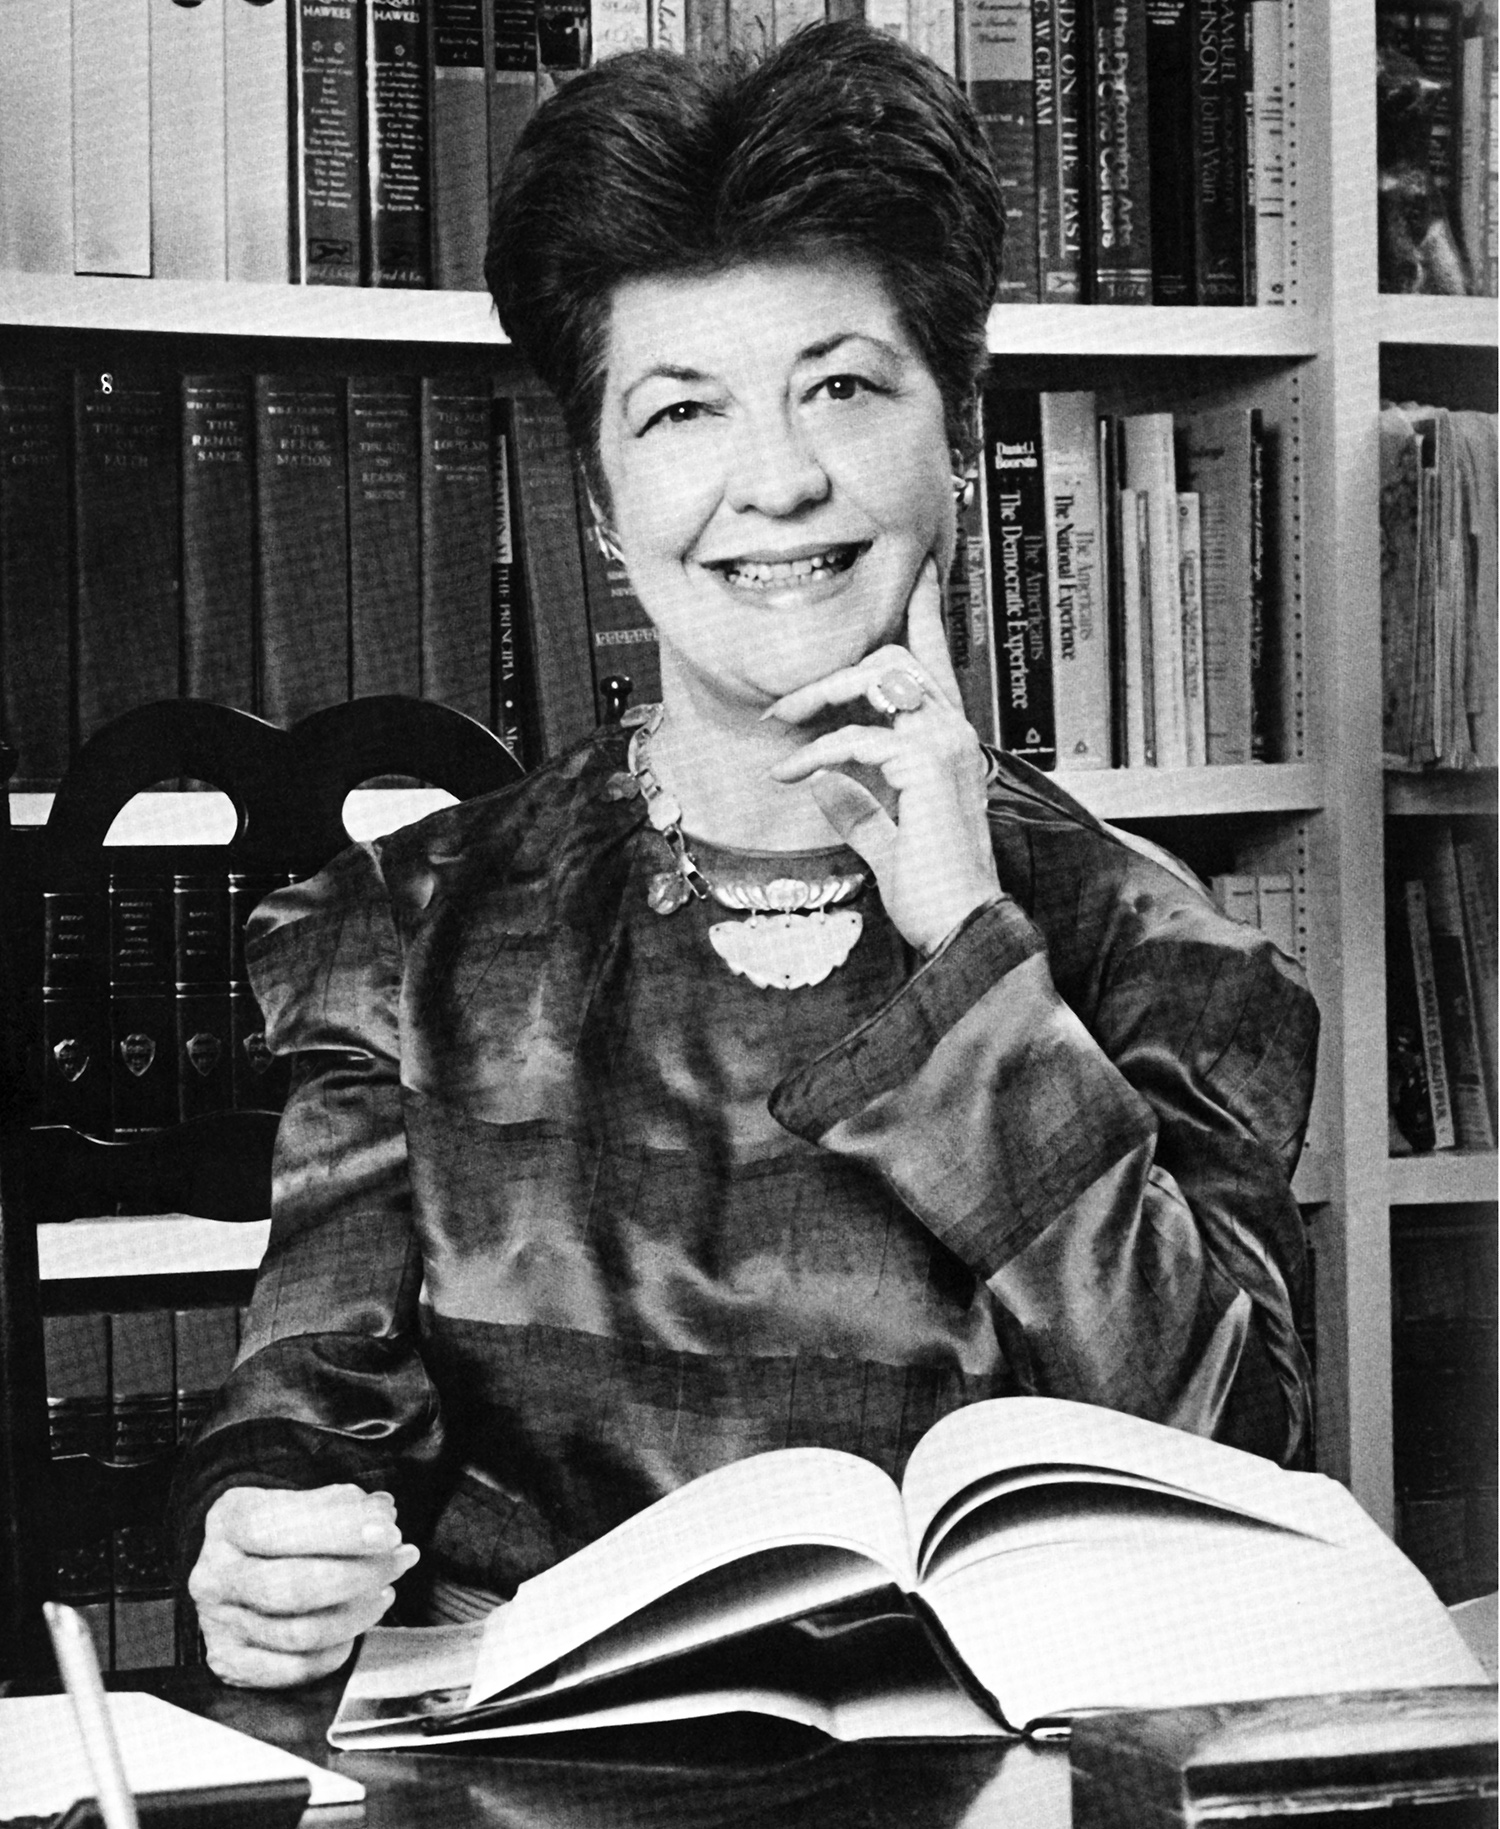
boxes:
[169,24,1321,1691]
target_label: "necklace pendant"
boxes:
[709,909,863,991]
[648,870,692,916]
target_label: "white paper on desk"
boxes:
[0,1692,363,1815]
[37,1215,271,1280]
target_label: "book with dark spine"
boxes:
[254,374,350,727]
[491,394,537,765]
[1189,0,1247,304]
[420,375,496,726]
[174,873,235,1125]
[430,0,492,290]
[1454,833,1499,1130]
[1379,2,1466,229]
[230,871,292,1112]
[109,876,178,1137]
[43,1311,113,1669]
[109,1308,178,1671]
[225,0,291,283]
[1248,407,1271,759]
[1145,0,1195,302]
[963,0,1041,303]
[181,375,256,713]
[292,0,363,285]
[982,391,1056,769]
[489,0,537,203]
[508,394,598,760]
[365,0,432,287]
[944,456,1001,745]
[538,0,590,79]
[1388,873,1444,1155]
[1089,0,1152,303]
[348,374,422,699]
[73,371,181,747]
[0,369,72,786]
[1423,827,1496,1151]
[1040,0,1086,299]
[43,890,112,1137]
[1098,413,1127,765]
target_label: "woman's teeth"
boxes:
[718,546,860,590]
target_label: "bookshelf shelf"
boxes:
[1385,769,1499,817]
[1376,295,1500,350]
[1067,764,1326,822]
[1389,1153,1500,1207]
[984,305,1316,360]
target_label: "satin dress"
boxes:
[170,728,1318,1610]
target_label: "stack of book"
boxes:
[1380,402,1499,772]
[1386,819,1498,1158]
[1376,0,1499,298]
[0,0,1289,306]
[960,390,1280,773]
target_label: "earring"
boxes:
[951,468,977,511]
[593,522,625,565]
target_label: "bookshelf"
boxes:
[1,0,1494,1583]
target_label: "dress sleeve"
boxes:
[168,842,444,1578]
[769,845,1318,1466]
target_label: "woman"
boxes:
[173,24,1317,1689]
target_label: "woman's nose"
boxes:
[723,415,831,517]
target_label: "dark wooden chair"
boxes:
[0,698,522,1681]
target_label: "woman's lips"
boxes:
[707,541,869,592]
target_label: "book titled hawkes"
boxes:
[329,1399,1484,1751]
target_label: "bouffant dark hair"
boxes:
[486,24,1005,498]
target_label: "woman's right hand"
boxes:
[188,1483,420,1688]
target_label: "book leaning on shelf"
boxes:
[329,1398,1486,1750]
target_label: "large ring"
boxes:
[867,668,927,718]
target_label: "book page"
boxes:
[900,1397,1360,1576]
[468,1446,910,1708]
[920,1493,1486,1729]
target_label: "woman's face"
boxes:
[596,255,954,713]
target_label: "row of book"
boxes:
[960,391,1278,771]
[1391,1219,1497,1605]
[1379,401,1498,773]
[41,873,296,1141]
[1385,818,1498,1157]
[0,0,1288,307]
[0,366,640,790]
[1207,869,1296,953]
[1376,0,1499,298]
[44,1303,244,1670]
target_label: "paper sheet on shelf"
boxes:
[0,1692,363,1814]
[37,1215,271,1280]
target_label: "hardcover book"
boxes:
[173,873,235,1125]
[109,876,178,1137]
[944,457,1001,745]
[1089,0,1152,303]
[364,0,433,287]
[72,0,150,277]
[181,375,256,713]
[430,0,492,290]
[1123,413,1187,770]
[292,0,363,285]
[1145,0,1195,303]
[1038,391,1108,769]
[0,1,73,274]
[962,0,1041,303]
[419,375,496,727]
[348,374,422,699]
[491,394,537,765]
[982,391,1056,769]
[1177,405,1255,765]
[1189,0,1247,305]
[43,889,111,1138]
[0,369,72,785]
[328,1398,1486,1748]
[149,0,228,282]
[225,0,291,283]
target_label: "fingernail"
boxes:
[371,1490,397,1509]
[759,705,782,722]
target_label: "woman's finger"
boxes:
[203,1630,358,1691]
[207,1484,403,1560]
[762,649,926,727]
[768,724,904,782]
[807,770,898,877]
[903,556,964,710]
[201,1584,396,1657]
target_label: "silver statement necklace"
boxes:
[605,704,867,992]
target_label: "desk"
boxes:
[103,1667,1074,1828]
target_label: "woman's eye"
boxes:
[645,400,709,431]
[811,374,874,403]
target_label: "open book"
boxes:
[330,1398,1486,1749]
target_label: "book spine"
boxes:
[418,374,496,725]
[1127,412,1188,770]
[254,374,351,726]
[489,0,538,184]
[0,368,73,785]
[292,0,364,285]
[0,1,74,274]
[72,0,151,276]
[1119,485,1154,765]
[573,470,661,724]
[907,0,956,75]
[174,872,235,1125]
[174,1306,241,1447]
[1453,836,1499,1130]
[1380,403,1423,764]
[509,394,599,759]
[1249,0,1286,304]
[43,889,113,1137]
[595,0,654,57]
[538,0,590,77]
[1406,877,1458,1151]
[1190,0,1247,304]
[225,0,292,283]
[962,0,1041,303]
[1145,0,1196,303]
[1248,406,1270,760]
[1039,391,1109,768]
[652,0,688,51]
[944,458,1002,744]
[1459,26,1486,295]
[1177,491,1207,767]
[685,0,730,59]
[181,374,256,711]
[1423,830,1495,1150]
[491,394,538,764]
[229,871,293,1111]
[431,0,492,290]
[73,371,182,746]
[109,875,178,1136]
[149,0,229,282]
[982,391,1056,769]
[43,1311,114,1667]
[348,374,423,697]
[1090,0,1152,303]
[1098,413,1127,766]
[109,1308,179,1671]
[365,0,433,287]
[1178,406,1253,764]
[1033,0,1086,299]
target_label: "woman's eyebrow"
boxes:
[621,364,713,410]
[798,331,903,363]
